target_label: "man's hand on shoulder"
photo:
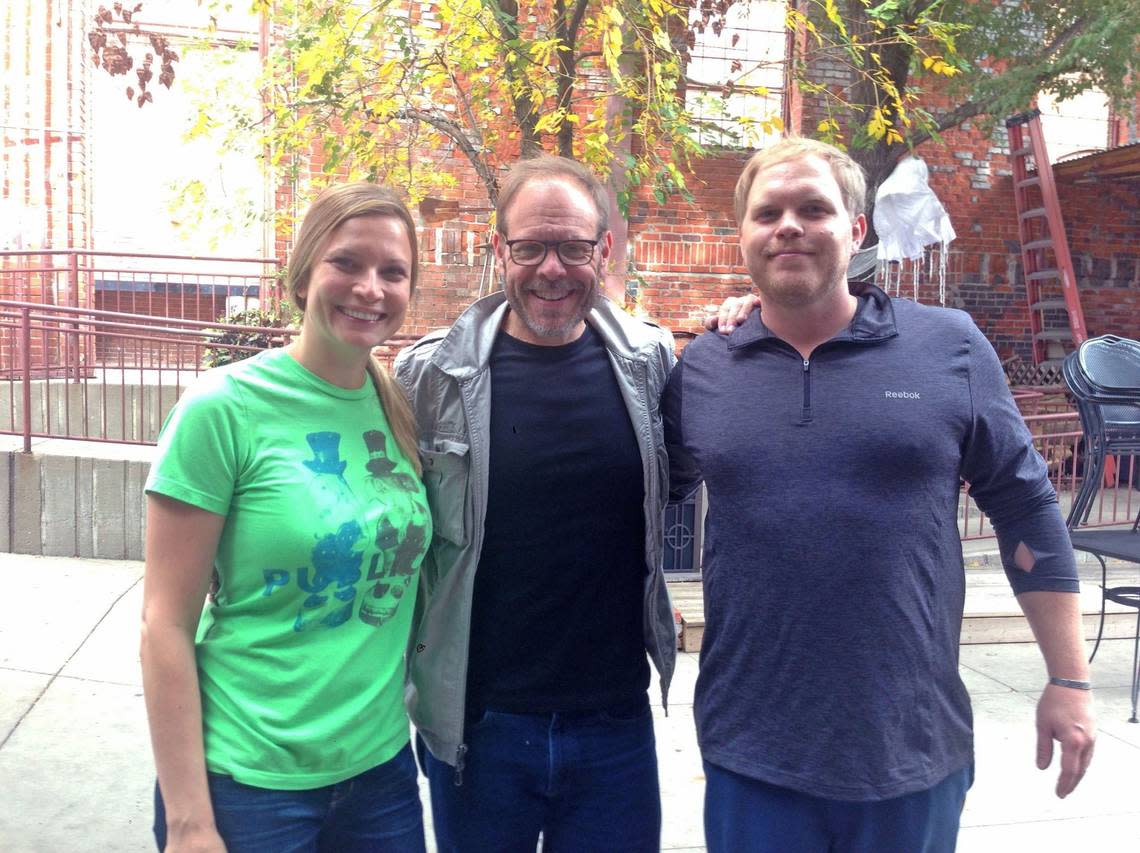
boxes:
[1036,681,1096,798]
[702,293,759,335]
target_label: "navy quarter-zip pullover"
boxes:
[664,282,1078,801]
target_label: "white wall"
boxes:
[1039,87,1111,163]
[89,0,267,265]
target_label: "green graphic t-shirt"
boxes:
[145,347,430,789]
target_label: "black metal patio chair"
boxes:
[1062,351,1140,528]
[1062,337,1140,722]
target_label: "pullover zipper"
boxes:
[454,743,468,786]
[800,358,813,423]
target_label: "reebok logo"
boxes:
[884,390,921,399]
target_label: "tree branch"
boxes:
[908,15,1094,147]
[400,108,499,203]
[430,50,487,155]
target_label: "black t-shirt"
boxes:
[465,324,649,713]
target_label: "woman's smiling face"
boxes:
[294,214,413,386]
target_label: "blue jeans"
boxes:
[704,760,974,853]
[154,742,425,853]
[421,694,660,853]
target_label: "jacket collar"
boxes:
[726,281,898,351]
[430,291,657,379]
[429,292,509,378]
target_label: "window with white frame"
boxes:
[685,1,787,148]
[1038,86,1112,162]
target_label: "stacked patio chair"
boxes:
[1061,334,1140,722]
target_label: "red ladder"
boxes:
[1005,109,1087,366]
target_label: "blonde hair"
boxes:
[286,183,422,475]
[734,137,867,226]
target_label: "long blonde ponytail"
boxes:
[366,356,421,477]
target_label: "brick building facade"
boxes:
[0,0,91,257]
[4,3,1138,367]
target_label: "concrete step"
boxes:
[2,436,153,559]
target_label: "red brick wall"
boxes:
[789,47,1140,364]
[1059,178,1140,342]
[628,149,752,334]
[919,137,1140,362]
[387,125,1140,363]
[17,6,1138,368]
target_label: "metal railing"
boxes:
[0,300,413,451]
[958,390,1139,538]
[0,248,281,300]
[0,248,286,376]
[2,294,1137,537]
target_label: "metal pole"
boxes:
[68,251,80,382]
[21,307,32,452]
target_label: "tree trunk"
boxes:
[846,24,913,247]
[495,0,541,158]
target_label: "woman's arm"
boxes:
[140,492,228,852]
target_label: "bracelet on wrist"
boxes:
[1048,676,1091,691]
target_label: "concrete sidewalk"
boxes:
[1,554,1139,852]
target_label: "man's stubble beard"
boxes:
[503,268,602,341]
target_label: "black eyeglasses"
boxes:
[504,238,600,267]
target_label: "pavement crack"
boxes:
[0,575,142,751]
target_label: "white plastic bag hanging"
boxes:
[872,156,955,302]
[874,155,955,260]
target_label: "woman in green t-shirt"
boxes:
[141,184,431,852]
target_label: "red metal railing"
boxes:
[0,300,414,451]
[0,248,280,296]
[2,288,1136,536]
[0,248,284,377]
[958,394,1139,538]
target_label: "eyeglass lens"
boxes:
[509,240,595,266]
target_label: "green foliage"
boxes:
[262,0,1137,207]
[943,1,1140,127]
[778,0,1140,237]
[247,0,717,214]
[801,1,1140,163]
[89,1,1140,222]
[201,306,297,369]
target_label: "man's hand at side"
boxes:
[1036,681,1096,798]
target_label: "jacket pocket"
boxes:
[420,439,470,546]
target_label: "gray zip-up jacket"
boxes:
[393,291,677,768]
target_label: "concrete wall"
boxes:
[3,441,153,559]
[0,380,180,445]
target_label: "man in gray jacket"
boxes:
[394,155,676,853]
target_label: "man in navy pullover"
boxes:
[664,137,1095,851]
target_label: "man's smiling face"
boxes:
[492,178,610,346]
[739,154,866,311]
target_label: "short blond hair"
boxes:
[734,137,867,226]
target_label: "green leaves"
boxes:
[98,0,1140,229]
[247,0,720,214]
[795,0,1138,167]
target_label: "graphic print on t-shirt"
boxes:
[293,431,364,631]
[360,429,429,626]
[360,500,428,626]
[364,429,420,492]
[264,429,429,633]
